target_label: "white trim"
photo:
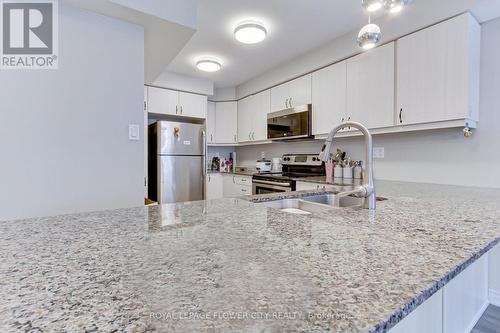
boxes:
[489,289,500,307]
[464,301,489,333]
[314,119,477,140]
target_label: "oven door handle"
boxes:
[252,179,292,187]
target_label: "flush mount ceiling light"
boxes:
[196,58,222,72]
[357,20,381,50]
[384,0,409,13]
[234,20,267,44]
[361,0,384,12]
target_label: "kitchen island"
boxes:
[1,181,500,332]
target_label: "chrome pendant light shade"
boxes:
[361,0,384,12]
[357,22,381,50]
[384,0,409,13]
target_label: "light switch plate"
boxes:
[373,147,385,159]
[129,124,140,141]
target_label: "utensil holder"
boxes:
[343,167,353,179]
[334,165,343,179]
[325,162,334,182]
[354,166,363,179]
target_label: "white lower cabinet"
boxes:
[206,173,223,200]
[223,174,252,197]
[388,289,443,333]
[388,253,488,333]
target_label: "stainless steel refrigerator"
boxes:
[148,121,205,204]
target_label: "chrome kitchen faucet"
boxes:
[319,121,376,210]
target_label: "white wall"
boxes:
[0,4,145,221]
[237,17,500,189]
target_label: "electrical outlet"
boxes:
[373,147,385,159]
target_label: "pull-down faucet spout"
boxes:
[319,121,376,210]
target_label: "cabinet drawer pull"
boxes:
[399,108,403,124]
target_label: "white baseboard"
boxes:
[464,301,489,333]
[489,288,500,307]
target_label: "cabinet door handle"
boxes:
[252,132,255,140]
[399,108,403,124]
[285,98,288,108]
[176,106,178,114]
[248,132,251,140]
[289,97,292,107]
[210,134,213,142]
[234,134,237,142]
[341,117,345,122]
[180,106,183,115]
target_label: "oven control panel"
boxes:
[282,154,323,166]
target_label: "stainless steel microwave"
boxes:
[267,104,312,140]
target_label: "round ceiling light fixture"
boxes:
[196,58,222,72]
[384,0,409,13]
[361,0,384,12]
[234,20,267,44]
[357,22,381,50]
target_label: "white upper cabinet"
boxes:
[147,87,179,115]
[312,61,347,135]
[288,74,312,108]
[270,74,312,112]
[346,42,395,130]
[396,13,480,126]
[252,89,271,141]
[215,102,238,144]
[237,96,253,142]
[270,83,289,112]
[237,90,271,142]
[147,86,207,118]
[178,92,207,118]
[206,102,216,144]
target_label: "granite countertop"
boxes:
[1,181,500,332]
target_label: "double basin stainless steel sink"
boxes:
[258,193,385,215]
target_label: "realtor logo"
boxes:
[1,0,58,69]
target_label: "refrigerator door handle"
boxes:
[202,130,206,176]
[202,130,206,199]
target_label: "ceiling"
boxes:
[166,0,378,88]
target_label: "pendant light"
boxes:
[361,0,384,12]
[384,0,409,13]
[357,17,381,50]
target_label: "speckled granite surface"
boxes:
[1,181,500,333]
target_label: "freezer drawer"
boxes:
[158,155,204,204]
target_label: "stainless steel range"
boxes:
[252,154,325,195]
